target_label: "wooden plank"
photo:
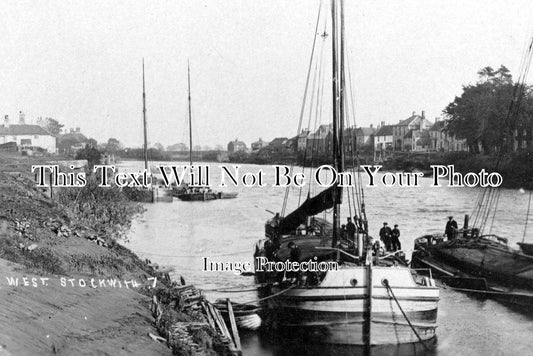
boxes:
[207,303,225,335]
[201,302,216,330]
[226,299,242,352]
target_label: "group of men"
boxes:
[379,222,402,252]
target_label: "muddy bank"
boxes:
[0,156,223,355]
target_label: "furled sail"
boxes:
[278,186,342,235]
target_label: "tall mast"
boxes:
[187,60,193,167]
[331,0,340,249]
[339,0,345,173]
[142,59,148,171]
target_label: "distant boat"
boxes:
[124,60,172,203]
[173,62,237,201]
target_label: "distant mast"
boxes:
[142,59,149,171]
[187,61,193,167]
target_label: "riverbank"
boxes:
[0,153,222,355]
[382,150,533,189]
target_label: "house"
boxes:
[428,119,468,152]
[269,137,288,148]
[0,115,57,153]
[251,138,268,152]
[354,125,376,148]
[306,124,332,154]
[342,127,356,155]
[297,129,310,151]
[374,123,394,152]
[393,111,432,151]
[227,139,247,153]
[285,136,298,151]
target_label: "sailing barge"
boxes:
[254,0,439,347]
[412,231,533,307]
[172,63,237,202]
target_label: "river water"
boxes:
[123,161,533,355]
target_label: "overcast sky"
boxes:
[1,0,533,148]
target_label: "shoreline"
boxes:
[0,154,222,355]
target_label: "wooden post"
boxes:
[226,299,241,352]
[463,214,469,238]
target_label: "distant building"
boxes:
[251,138,268,152]
[354,125,376,148]
[227,138,247,153]
[428,119,468,152]
[297,129,310,151]
[0,115,57,153]
[269,137,288,148]
[374,123,394,152]
[393,111,432,151]
[285,136,298,151]
[514,127,532,151]
[342,127,356,155]
[307,124,332,154]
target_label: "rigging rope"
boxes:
[523,191,532,242]
[240,284,297,305]
[282,0,323,217]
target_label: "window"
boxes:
[21,139,32,146]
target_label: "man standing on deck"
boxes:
[445,216,458,240]
[287,242,301,283]
[379,222,392,251]
[346,217,356,241]
[391,224,401,251]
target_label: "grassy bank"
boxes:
[0,153,222,355]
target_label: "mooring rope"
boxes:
[383,279,430,351]
[240,284,297,305]
[201,283,271,293]
[137,250,251,258]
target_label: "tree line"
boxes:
[444,65,533,154]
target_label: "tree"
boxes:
[44,118,64,135]
[105,138,123,153]
[153,142,165,151]
[444,65,533,154]
[76,144,102,170]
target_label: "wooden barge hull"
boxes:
[428,240,533,289]
[260,267,439,346]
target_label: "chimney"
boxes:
[381,121,385,127]
[412,111,416,116]
[421,110,425,119]
[4,115,8,128]
[19,111,25,124]
[434,117,438,124]
[370,124,373,128]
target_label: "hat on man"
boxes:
[383,222,388,225]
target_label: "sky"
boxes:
[1,0,533,148]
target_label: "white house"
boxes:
[374,124,394,152]
[0,116,57,153]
